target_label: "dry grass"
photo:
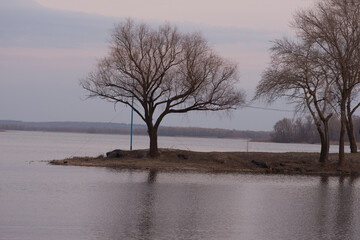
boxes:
[50,148,360,176]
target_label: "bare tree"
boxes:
[345,89,360,153]
[81,19,245,157]
[270,117,319,143]
[254,39,334,165]
[271,118,295,143]
[294,0,360,165]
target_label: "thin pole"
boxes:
[130,78,134,151]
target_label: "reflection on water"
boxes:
[139,170,157,240]
[85,171,360,240]
[0,131,359,240]
[335,177,355,239]
[147,170,158,184]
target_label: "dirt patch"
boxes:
[49,149,360,176]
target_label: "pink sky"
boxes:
[1,0,316,130]
[34,0,313,30]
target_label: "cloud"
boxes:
[0,0,116,48]
[0,0,281,50]
[2,0,40,9]
[34,0,313,31]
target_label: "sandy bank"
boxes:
[50,149,360,176]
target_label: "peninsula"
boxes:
[50,149,360,177]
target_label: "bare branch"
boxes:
[81,19,245,156]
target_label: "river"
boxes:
[0,131,358,240]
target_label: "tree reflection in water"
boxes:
[335,176,356,239]
[138,170,158,240]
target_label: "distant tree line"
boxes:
[158,126,269,140]
[0,120,270,140]
[271,116,360,144]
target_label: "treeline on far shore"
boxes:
[0,120,270,140]
[271,116,360,143]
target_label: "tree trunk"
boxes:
[317,122,329,166]
[346,118,358,153]
[148,127,159,158]
[339,100,347,166]
[346,103,358,153]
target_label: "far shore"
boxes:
[2,129,359,147]
[50,149,360,177]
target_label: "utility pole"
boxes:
[130,78,134,151]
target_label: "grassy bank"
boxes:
[50,149,360,176]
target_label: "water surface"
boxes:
[0,131,358,240]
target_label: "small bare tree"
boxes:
[271,118,296,143]
[255,39,334,165]
[81,19,245,157]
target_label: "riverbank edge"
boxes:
[50,149,360,177]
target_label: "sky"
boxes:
[0,0,314,131]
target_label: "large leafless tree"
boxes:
[254,39,335,165]
[294,0,360,165]
[81,20,245,157]
[346,90,360,153]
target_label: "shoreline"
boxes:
[50,149,360,177]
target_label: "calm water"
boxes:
[0,131,358,240]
